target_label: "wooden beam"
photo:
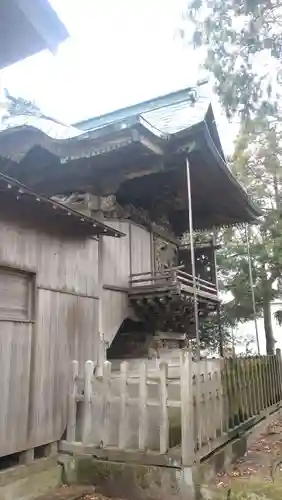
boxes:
[131,130,165,156]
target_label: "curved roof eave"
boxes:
[169,119,262,222]
[0,121,137,163]
[0,115,263,226]
[201,121,262,220]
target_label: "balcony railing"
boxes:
[129,265,219,302]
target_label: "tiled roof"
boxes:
[74,86,211,136]
[141,94,210,135]
[0,91,81,139]
[0,114,81,140]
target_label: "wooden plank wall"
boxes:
[0,214,100,457]
[0,218,99,296]
[102,289,129,346]
[0,323,32,456]
[130,223,152,275]
[101,220,153,285]
[101,221,130,347]
[102,221,130,287]
[29,290,99,446]
[101,220,153,348]
[0,214,155,456]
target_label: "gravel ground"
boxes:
[214,416,282,499]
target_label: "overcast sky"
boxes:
[234,303,282,355]
[0,0,237,152]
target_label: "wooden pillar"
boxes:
[180,349,194,465]
[217,305,224,357]
[97,236,105,376]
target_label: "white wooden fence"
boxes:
[65,350,222,465]
[64,350,282,466]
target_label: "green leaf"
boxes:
[192,29,203,46]
[215,116,282,351]
[189,0,203,9]
[183,0,282,120]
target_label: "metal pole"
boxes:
[245,224,260,355]
[185,157,200,359]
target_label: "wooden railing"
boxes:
[63,350,282,467]
[221,354,282,429]
[129,266,218,299]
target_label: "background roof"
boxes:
[0,112,80,140]
[0,171,123,238]
[75,86,210,133]
[74,85,226,161]
[0,0,69,69]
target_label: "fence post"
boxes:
[82,360,94,444]
[270,354,276,405]
[180,349,194,466]
[96,333,106,378]
[256,356,264,412]
[250,357,259,415]
[138,361,148,451]
[66,360,79,442]
[269,355,275,406]
[210,366,218,441]
[118,361,129,449]
[273,352,280,404]
[237,357,247,421]
[204,360,215,446]
[101,361,112,448]
[222,358,232,431]
[159,361,169,453]
[276,349,282,401]
[246,358,254,418]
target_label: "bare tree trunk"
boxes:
[273,173,280,211]
[263,298,275,354]
[273,172,281,211]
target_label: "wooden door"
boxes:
[0,267,34,457]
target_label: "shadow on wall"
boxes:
[106,318,153,360]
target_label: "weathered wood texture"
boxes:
[102,289,130,346]
[0,322,32,456]
[102,220,153,285]
[0,217,99,295]
[101,220,153,346]
[130,223,152,275]
[0,212,99,458]
[102,221,130,287]
[66,352,221,456]
[29,290,99,444]
[66,351,282,465]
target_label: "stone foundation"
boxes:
[0,457,61,500]
[59,455,198,500]
[58,431,257,500]
[59,410,282,500]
